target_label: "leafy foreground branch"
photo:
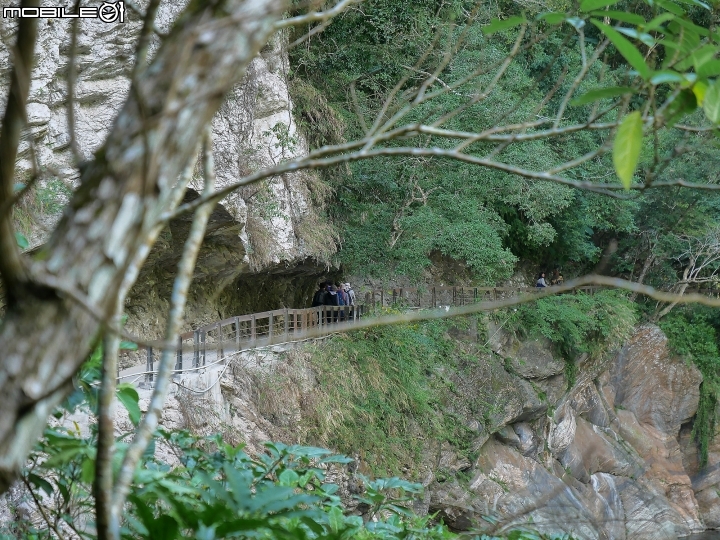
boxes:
[0,351,578,540]
[8,414,567,539]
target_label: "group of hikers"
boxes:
[536,269,564,288]
[311,281,357,322]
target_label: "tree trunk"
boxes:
[0,0,284,493]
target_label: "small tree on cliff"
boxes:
[0,0,719,537]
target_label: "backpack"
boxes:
[325,291,339,306]
[337,290,345,306]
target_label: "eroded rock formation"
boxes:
[159,324,717,539]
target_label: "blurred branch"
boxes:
[67,0,82,164]
[0,0,38,298]
[110,130,216,533]
[275,0,360,29]
[125,0,168,38]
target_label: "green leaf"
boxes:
[117,384,142,426]
[119,340,138,351]
[27,473,54,496]
[482,15,527,35]
[43,447,87,469]
[581,0,621,10]
[278,469,300,487]
[592,21,651,79]
[644,13,675,31]
[598,10,646,25]
[616,27,655,46]
[665,88,698,126]
[655,0,685,15]
[537,12,565,24]
[698,60,720,78]
[675,0,710,9]
[81,456,95,484]
[691,45,717,71]
[570,86,635,106]
[693,81,708,106]
[300,517,325,535]
[15,232,28,250]
[703,81,720,123]
[650,70,684,84]
[613,111,644,189]
[327,506,344,534]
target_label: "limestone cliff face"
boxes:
[1,0,335,331]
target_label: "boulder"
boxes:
[506,339,566,379]
[513,422,538,457]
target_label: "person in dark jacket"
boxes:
[325,283,339,323]
[311,282,326,307]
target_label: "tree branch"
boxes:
[66,0,82,164]
[0,0,38,298]
[109,131,216,534]
[94,146,197,540]
[275,0,361,29]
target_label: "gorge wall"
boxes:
[132,322,718,539]
[0,0,334,337]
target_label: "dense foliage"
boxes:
[289,0,720,281]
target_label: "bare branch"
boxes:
[275,0,361,29]
[66,0,82,164]
[94,146,197,540]
[110,131,216,531]
[94,317,120,540]
[0,0,38,297]
[21,475,67,540]
[124,0,168,38]
[132,0,162,76]
[553,39,609,128]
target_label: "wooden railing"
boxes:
[365,285,602,309]
[138,284,604,385]
[142,305,366,383]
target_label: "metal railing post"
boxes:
[235,316,240,350]
[284,308,289,340]
[175,336,182,372]
[193,330,200,368]
[146,347,154,385]
[251,315,256,345]
[200,331,206,366]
